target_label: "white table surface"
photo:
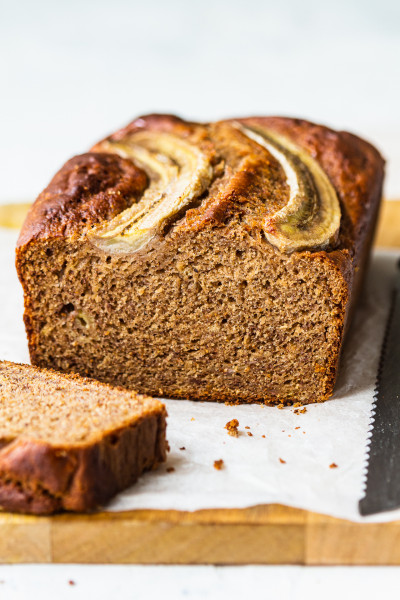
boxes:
[1,565,400,599]
[1,0,400,595]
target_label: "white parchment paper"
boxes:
[1,228,399,522]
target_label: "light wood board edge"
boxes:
[374,200,400,248]
[0,203,31,230]
[2,505,400,565]
[0,200,399,565]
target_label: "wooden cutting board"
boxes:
[0,200,399,566]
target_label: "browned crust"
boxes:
[17,152,148,246]
[235,117,384,402]
[15,115,385,406]
[17,114,384,256]
[0,414,167,515]
[0,362,167,515]
[238,116,384,258]
[106,113,198,141]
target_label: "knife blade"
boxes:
[359,258,400,516]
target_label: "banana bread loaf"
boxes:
[16,115,384,404]
[0,360,167,514]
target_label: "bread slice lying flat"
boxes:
[0,360,167,514]
[16,114,384,404]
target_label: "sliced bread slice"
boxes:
[0,360,167,514]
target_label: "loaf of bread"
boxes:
[0,360,167,514]
[16,115,384,405]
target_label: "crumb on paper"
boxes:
[330,463,338,469]
[245,426,250,429]
[295,426,300,430]
[288,434,291,437]
[225,418,239,437]
[179,447,186,451]
[247,432,253,437]
[261,435,266,438]
[166,467,175,473]
[214,459,224,470]
[68,581,76,586]
[294,406,307,415]
[190,417,195,421]
[279,458,286,464]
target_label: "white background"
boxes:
[1,0,400,597]
[1,0,400,203]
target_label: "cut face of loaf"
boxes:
[16,115,385,404]
[0,360,167,514]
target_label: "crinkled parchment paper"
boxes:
[1,228,398,522]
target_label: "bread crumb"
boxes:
[279,458,286,464]
[247,431,253,437]
[295,426,300,430]
[190,417,195,421]
[179,447,186,451]
[245,426,250,429]
[68,580,76,586]
[329,463,338,469]
[278,404,285,410]
[214,459,224,470]
[294,407,307,415]
[261,435,266,438]
[166,467,175,473]
[225,419,239,437]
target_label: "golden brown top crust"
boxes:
[107,113,199,141]
[18,152,148,246]
[239,117,384,247]
[17,114,384,258]
[180,120,291,231]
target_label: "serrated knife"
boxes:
[359,258,400,516]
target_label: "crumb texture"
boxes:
[0,360,167,514]
[0,360,163,446]
[17,231,352,404]
[16,114,385,405]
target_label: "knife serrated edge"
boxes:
[358,259,400,515]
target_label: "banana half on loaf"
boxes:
[16,115,384,405]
